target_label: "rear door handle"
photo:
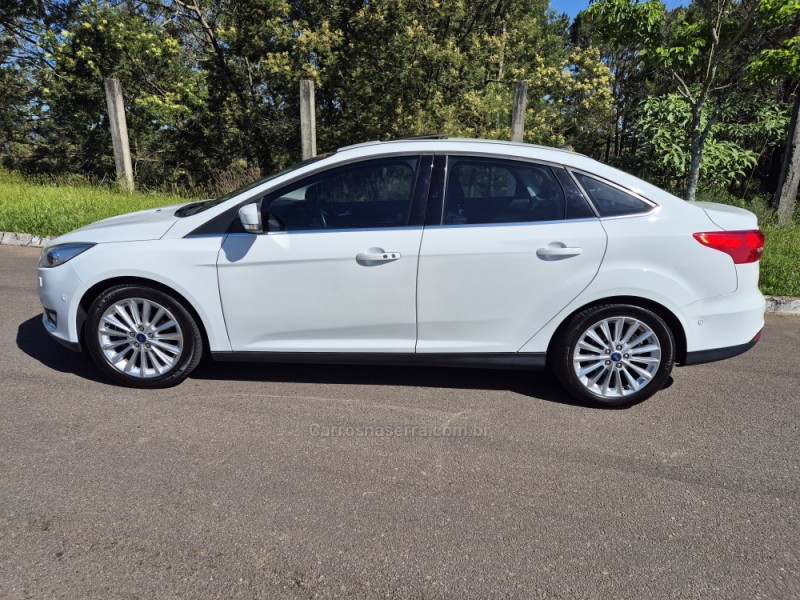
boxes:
[536,246,583,259]
[356,248,401,264]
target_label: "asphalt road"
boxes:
[1,244,798,599]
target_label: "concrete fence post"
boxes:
[510,80,528,143]
[300,79,317,160]
[104,77,134,190]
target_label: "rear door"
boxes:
[416,155,607,353]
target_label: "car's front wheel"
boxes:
[85,284,203,388]
[551,304,675,407]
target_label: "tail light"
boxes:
[692,230,765,264]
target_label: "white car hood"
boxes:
[49,202,190,246]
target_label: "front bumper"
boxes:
[38,262,87,352]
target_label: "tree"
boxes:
[586,0,763,201]
[750,0,800,224]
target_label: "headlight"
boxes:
[38,243,95,268]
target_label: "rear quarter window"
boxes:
[572,172,654,217]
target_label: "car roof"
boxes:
[337,137,585,158]
[334,137,598,170]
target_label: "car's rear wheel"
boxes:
[551,304,675,407]
[85,284,203,388]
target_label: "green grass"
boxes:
[1,170,798,296]
[0,170,189,238]
[760,223,800,297]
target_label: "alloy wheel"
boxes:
[572,316,662,399]
[97,298,185,378]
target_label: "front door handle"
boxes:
[356,248,401,264]
[536,246,583,259]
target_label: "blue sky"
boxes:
[550,0,591,19]
[550,0,687,20]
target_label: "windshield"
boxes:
[175,153,334,217]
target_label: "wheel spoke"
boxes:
[585,329,607,350]
[103,313,131,333]
[587,364,607,387]
[620,366,641,391]
[577,340,604,354]
[149,338,181,355]
[141,300,152,328]
[123,347,139,373]
[625,361,654,380]
[138,347,149,375]
[628,343,660,356]
[627,331,653,349]
[599,321,613,346]
[101,338,129,350]
[612,318,625,345]
[578,360,605,377]
[628,356,660,365]
[109,348,129,364]
[127,299,142,327]
[152,320,177,334]
[149,307,165,329]
[150,346,173,370]
[114,303,138,332]
[154,333,182,341]
[620,321,638,346]
[600,369,612,396]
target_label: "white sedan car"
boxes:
[37,138,765,406]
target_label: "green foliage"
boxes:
[311,0,612,149]
[30,1,206,186]
[637,93,759,190]
[0,169,188,237]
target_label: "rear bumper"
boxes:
[680,284,765,355]
[683,333,760,366]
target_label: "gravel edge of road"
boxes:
[4,231,799,315]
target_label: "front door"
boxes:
[218,155,429,352]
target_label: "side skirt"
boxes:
[210,351,547,371]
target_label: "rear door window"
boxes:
[444,158,566,224]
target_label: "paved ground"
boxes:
[1,245,798,599]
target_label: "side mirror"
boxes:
[238,203,262,234]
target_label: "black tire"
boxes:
[551,304,675,407]
[85,284,203,388]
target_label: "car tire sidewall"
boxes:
[85,285,203,388]
[552,305,675,407]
